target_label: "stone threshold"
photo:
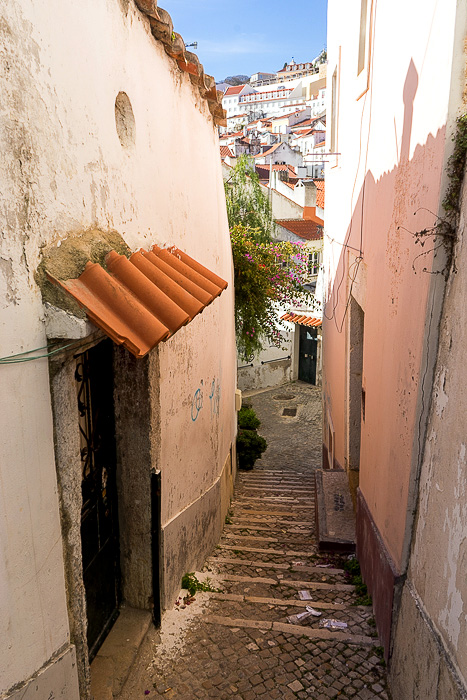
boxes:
[90,605,152,700]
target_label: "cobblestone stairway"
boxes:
[121,384,390,700]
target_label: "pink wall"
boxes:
[324,0,457,573]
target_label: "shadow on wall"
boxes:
[322,58,448,658]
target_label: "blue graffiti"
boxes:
[209,378,221,417]
[191,381,204,422]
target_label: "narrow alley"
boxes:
[121,383,390,700]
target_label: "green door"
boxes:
[298,325,317,384]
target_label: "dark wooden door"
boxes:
[298,325,317,384]
[75,340,121,660]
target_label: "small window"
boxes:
[307,251,320,277]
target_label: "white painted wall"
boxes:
[0,0,235,696]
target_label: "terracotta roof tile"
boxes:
[220,145,234,158]
[224,84,248,95]
[275,219,323,241]
[255,143,282,158]
[47,244,227,358]
[313,179,325,208]
[281,312,322,327]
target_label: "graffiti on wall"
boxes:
[191,377,221,422]
[191,380,204,422]
[209,378,221,417]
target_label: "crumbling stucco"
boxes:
[35,229,131,316]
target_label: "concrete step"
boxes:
[90,605,152,700]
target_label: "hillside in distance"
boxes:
[223,74,250,86]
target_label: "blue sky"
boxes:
[163,0,328,82]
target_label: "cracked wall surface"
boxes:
[0,1,235,698]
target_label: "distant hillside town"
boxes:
[219,51,327,391]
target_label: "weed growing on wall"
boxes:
[443,114,467,218]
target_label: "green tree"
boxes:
[224,155,274,243]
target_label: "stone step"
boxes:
[232,508,314,517]
[214,546,323,559]
[202,615,377,646]
[215,573,355,592]
[204,591,354,611]
[221,537,316,548]
[225,522,314,532]
[203,596,375,636]
[230,517,313,526]
[208,556,347,579]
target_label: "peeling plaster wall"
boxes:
[0,0,235,697]
[390,175,467,697]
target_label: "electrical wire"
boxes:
[0,336,99,365]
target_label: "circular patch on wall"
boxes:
[115,92,136,149]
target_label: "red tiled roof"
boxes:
[224,84,249,95]
[315,140,326,148]
[255,143,282,157]
[47,246,227,358]
[220,145,234,159]
[281,312,322,327]
[313,179,325,208]
[275,219,323,241]
[255,164,297,177]
[292,128,314,137]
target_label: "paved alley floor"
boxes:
[120,383,390,700]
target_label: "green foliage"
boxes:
[344,556,372,606]
[238,406,261,430]
[374,646,386,666]
[231,224,314,359]
[181,573,221,596]
[443,114,467,216]
[237,429,267,470]
[224,155,274,242]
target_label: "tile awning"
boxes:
[47,245,228,358]
[281,312,322,328]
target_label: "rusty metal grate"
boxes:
[282,407,297,417]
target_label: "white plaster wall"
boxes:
[406,180,467,686]
[0,0,235,694]
[237,332,293,392]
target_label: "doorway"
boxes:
[298,325,318,384]
[75,340,121,660]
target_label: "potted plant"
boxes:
[237,405,267,470]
